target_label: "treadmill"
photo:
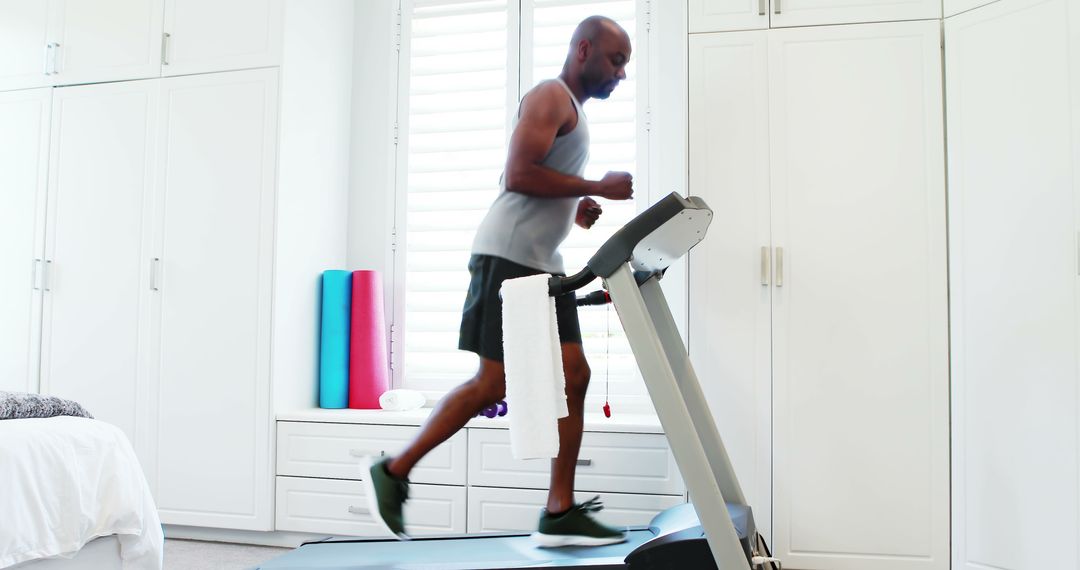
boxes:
[258,192,779,570]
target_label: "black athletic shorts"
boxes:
[458,254,583,362]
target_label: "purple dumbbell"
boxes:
[476,399,508,418]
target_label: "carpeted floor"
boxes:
[164,539,291,570]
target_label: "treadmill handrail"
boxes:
[547,267,597,297]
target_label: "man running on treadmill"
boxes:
[364,15,635,547]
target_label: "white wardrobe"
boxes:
[945,0,1080,567]
[40,78,162,451]
[0,69,279,530]
[0,0,353,532]
[687,3,949,570]
[0,88,51,395]
[145,69,279,528]
[0,0,281,90]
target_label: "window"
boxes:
[394,0,652,413]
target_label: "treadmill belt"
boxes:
[256,529,655,569]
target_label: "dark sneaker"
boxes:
[360,456,410,539]
[532,496,627,547]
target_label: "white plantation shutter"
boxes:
[524,0,648,411]
[399,0,651,412]
[401,0,511,392]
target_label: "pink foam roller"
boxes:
[349,270,389,409]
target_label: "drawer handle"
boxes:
[349,449,387,458]
[347,505,369,515]
[576,459,592,466]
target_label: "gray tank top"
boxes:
[471,78,590,274]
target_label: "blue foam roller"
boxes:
[319,270,352,408]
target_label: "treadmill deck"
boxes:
[256,529,655,569]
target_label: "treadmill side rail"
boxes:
[638,276,749,508]
[605,264,752,569]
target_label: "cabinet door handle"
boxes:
[150,258,161,291]
[44,43,60,75]
[760,246,770,286]
[43,260,52,291]
[576,459,592,466]
[774,0,782,14]
[50,43,60,74]
[32,258,43,290]
[347,506,369,515]
[775,247,784,287]
[161,33,171,65]
[759,0,767,15]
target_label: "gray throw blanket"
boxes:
[0,391,94,420]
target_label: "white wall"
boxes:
[347,1,398,363]
[651,0,690,340]
[273,0,356,412]
[347,3,397,288]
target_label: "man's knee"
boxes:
[471,361,507,404]
[564,355,591,400]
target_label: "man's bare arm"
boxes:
[503,83,632,201]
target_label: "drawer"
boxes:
[467,486,685,533]
[275,476,466,537]
[468,429,685,495]
[276,421,466,485]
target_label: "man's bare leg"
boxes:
[547,342,591,513]
[386,358,505,479]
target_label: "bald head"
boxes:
[562,16,631,101]
[570,16,629,49]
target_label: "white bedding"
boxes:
[0,417,164,569]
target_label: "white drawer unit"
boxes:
[467,486,685,534]
[468,429,685,495]
[275,476,466,537]
[276,421,466,485]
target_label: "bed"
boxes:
[0,398,164,570]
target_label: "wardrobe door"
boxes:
[161,0,283,77]
[49,0,163,85]
[0,88,51,393]
[39,80,158,448]
[687,30,773,544]
[769,21,948,570]
[0,0,53,91]
[769,0,941,28]
[692,0,940,30]
[946,0,1080,567]
[151,68,278,530]
[688,0,769,33]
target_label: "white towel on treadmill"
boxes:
[501,273,568,459]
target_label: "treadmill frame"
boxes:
[605,264,752,570]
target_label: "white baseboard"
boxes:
[163,524,332,549]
